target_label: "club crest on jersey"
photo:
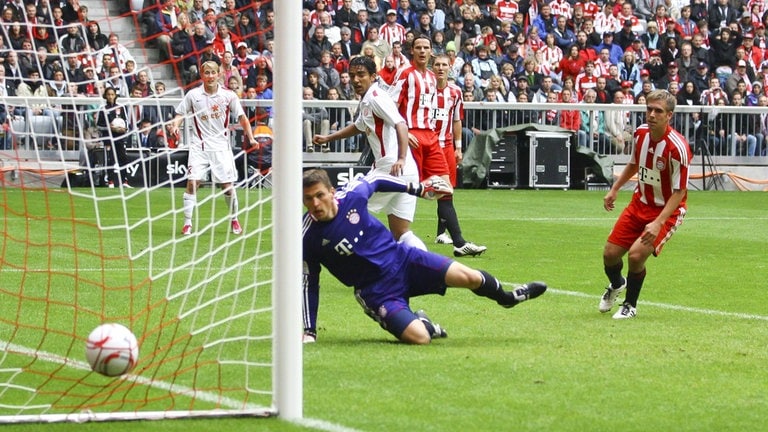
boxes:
[347,209,360,224]
[656,157,666,171]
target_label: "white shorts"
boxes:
[187,149,238,184]
[367,167,419,222]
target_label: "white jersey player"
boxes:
[312,56,426,251]
[169,61,259,236]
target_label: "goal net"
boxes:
[0,0,302,424]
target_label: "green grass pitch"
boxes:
[1,187,767,432]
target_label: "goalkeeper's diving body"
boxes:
[302,168,547,345]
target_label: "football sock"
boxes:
[224,188,239,220]
[623,268,646,307]
[472,270,513,305]
[182,192,196,225]
[436,207,447,236]
[398,230,427,251]
[604,262,624,289]
[437,198,465,246]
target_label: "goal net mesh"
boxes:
[0,0,281,423]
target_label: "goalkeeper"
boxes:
[302,169,547,345]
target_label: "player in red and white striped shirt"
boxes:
[390,37,486,257]
[599,90,692,320]
[430,54,487,256]
[389,36,445,175]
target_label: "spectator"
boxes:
[188,0,205,23]
[656,62,682,91]
[690,33,709,65]
[153,0,178,61]
[746,82,762,106]
[578,88,609,150]
[413,11,434,39]
[379,8,407,46]
[691,62,710,93]
[710,27,741,74]
[335,0,357,29]
[541,91,560,125]
[316,11,341,45]
[396,0,418,30]
[171,13,196,83]
[360,26,391,62]
[366,0,386,27]
[595,31,623,65]
[339,26,361,59]
[729,93,759,156]
[104,65,128,98]
[539,33,564,74]
[351,8,372,45]
[316,50,341,90]
[552,15,575,51]
[559,88,581,131]
[337,71,354,100]
[724,59,750,98]
[212,22,239,58]
[460,71,484,101]
[425,0,445,32]
[100,33,136,73]
[707,0,739,32]
[302,86,330,152]
[470,44,498,88]
[558,44,585,82]
[700,75,728,105]
[532,4,555,40]
[604,89,631,153]
[704,97,728,155]
[305,25,332,71]
[84,20,108,52]
[444,17,469,52]
[95,87,132,188]
[59,22,86,55]
[234,10,263,53]
[758,94,768,156]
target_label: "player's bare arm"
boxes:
[604,162,638,211]
[392,121,409,176]
[238,114,259,149]
[313,123,359,146]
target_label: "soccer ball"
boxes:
[110,117,127,130]
[85,323,139,377]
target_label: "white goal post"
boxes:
[0,0,303,424]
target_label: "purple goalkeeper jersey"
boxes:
[302,173,414,289]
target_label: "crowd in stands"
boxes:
[3,0,768,156]
[297,0,768,156]
[0,0,189,152]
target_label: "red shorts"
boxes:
[410,129,449,181]
[607,199,687,257]
[441,143,457,187]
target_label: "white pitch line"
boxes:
[543,287,768,321]
[0,339,366,432]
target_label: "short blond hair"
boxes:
[201,61,220,74]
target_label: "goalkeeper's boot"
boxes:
[612,302,636,320]
[599,278,626,313]
[231,219,243,235]
[182,224,192,236]
[415,310,447,339]
[435,233,453,244]
[302,331,317,344]
[501,281,547,308]
[453,242,487,257]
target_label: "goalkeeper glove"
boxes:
[408,176,454,199]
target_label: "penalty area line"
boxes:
[541,286,768,321]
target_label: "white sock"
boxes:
[183,192,196,225]
[224,189,239,220]
[398,230,427,251]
